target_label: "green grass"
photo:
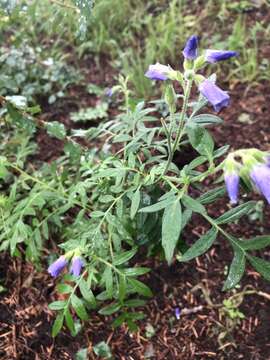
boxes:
[0,0,269,98]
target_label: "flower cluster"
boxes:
[48,253,84,278]
[145,35,238,112]
[223,149,270,204]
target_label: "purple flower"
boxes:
[265,155,270,167]
[205,50,238,63]
[105,88,113,97]
[199,79,230,112]
[145,63,170,81]
[250,164,270,204]
[70,256,84,277]
[175,307,181,320]
[182,35,199,60]
[48,256,67,278]
[224,172,240,204]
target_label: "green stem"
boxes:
[172,80,192,154]
[163,80,193,175]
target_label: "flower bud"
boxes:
[194,55,206,71]
[48,255,67,278]
[164,84,177,113]
[182,35,199,60]
[223,156,240,204]
[70,256,84,277]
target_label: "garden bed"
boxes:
[1,1,270,359]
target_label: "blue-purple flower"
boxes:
[48,256,67,278]
[265,155,270,167]
[199,79,230,112]
[224,172,240,204]
[145,63,170,81]
[175,307,181,320]
[105,88,113,97]
[70,256,84,277]
[250,164,270,204]
[205,50,238,63]
[182,35,199,60]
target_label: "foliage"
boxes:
[1,0,270,345]
[0,43,80,103]
[1,1,269,97]
[71,102,108,122]
[1,32,270,339]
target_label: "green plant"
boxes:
[1,35,270,340]
[0,42,80,103]
[71,102,108,122]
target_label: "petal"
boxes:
[199,79,230,112]
[205,50,238,63]
[182,35,199,60]
[250,165,270,204]
[48,256,67,278]
[145,63,169,81]
[224,172,239,204]
[70,257,84,277]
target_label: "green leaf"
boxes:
[57,284,73,294]
[112,313,126,328]
[130,188,141,219]
[181,209,192,230]
[182,194,206,214]
[71,103,108,122]
[213,145,230,158]
[75,348,88,360]
[52,313,64,337]
[99,195,115,203]
[118,274,126,302]
[48,300,67,310]
[113,134,132,143]
[248,256,270,281]
[90,210,105,218]
[162,200,182,264]
[46,121,66,140]
[122,267,150,276]
[65,308,75,333]
[179,227,217,262]
[95,168,126,178]
[113,248,137,266]
[186,124,214,157]
[190,114,223,125]
[99,302,121,315]
[241,236,270,250]
[103,267,113,298]
[79,280,96,307]
[199,187,226,205]
[216,201,257,224]
[93,341,112,359]
[223,247,246,290]
[139,197,175,213]
[71,295,88,321]
[129,278,153,297]
[127,319,138,332]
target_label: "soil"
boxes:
[1,4,270,360]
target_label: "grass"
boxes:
[0,0,269,98]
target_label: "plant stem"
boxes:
[163,80,192,175]
[172,80,192,154]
